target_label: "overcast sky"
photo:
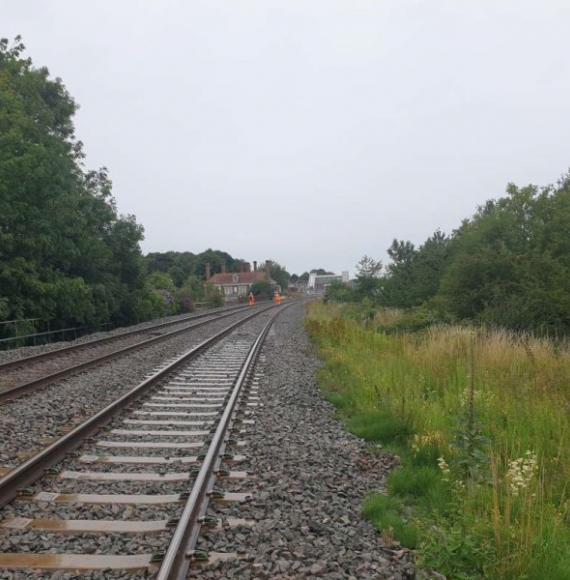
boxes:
[4,1,570,275]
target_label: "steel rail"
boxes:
[0,304,276,508]
[0,305,255,404]
[157,303,290,579]
[0,304,248,373]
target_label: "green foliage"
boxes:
[382,231,451,308]
[362,494,419,549]
[0,37,158,332]
[376,176,570,335]
[204,282,224,307]
[306,302,570,578]
[348,410,415,444]
[324,280,354,302]
[144,249,244,287]
[250,280,273,299]
[266,260,290,291]
[438,179,570,334]
[388,466,441,499]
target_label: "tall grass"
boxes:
[306,302,570,579]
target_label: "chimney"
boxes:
[245,262,251,272]
[265,260,271,279]
[221,262,226,274]
[239,262,245,273]
[205,262,211,280]
[253,260,257,272]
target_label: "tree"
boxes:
[356,255,382,278]
[250,281,273,299]
[437,177,570,333]
[0,37,157,334]
[354,255,383,302]
[266,260,290,291]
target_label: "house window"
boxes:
[233,286,238,294]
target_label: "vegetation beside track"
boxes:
[0,38,291,344]
[306,301,570,579]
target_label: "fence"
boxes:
[0,318,92,350]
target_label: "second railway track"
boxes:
[0,303,287,578]
[0,304,257,403]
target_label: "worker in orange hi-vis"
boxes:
[273,289,282,305]
[248,292,256,306]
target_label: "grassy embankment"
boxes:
[305,302,570,579]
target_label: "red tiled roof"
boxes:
[208,271,272,285]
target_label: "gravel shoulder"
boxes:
[193,302,415,579]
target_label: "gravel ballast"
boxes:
[0,303,415,579]
[191,302,415,579]
[0,307,269,469]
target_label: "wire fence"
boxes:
[0,318,96,350]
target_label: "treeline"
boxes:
[0,37,156,335]
[0,38,240,339]
[145,250,291,295]
[0,38,295,340]
[142,250,292,310]
[329,175,570,335]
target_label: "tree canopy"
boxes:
[327,174,570,335]
[0,37,153,331]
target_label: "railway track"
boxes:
[0,303,286,577]
[0,304,252,403]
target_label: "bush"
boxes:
[250,281,273,299]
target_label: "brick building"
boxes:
[208,261,275,301]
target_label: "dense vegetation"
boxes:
[317,174,570,577]
[328,176,570,335]
[0,37,157,335]
[307,303,570,579]
[0,38,289,342]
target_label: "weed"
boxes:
[305,301,570,579]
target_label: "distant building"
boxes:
[208,260,275,301]
[307,271,350,294]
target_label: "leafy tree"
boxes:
[325,280,354,302]
[266,260,290,291]
[311,268,335,275]
[438,178,570,333]
[0,37,157,334]
[250,281,273,299]
[353,255,383,302]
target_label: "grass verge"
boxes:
[306,302,570,579]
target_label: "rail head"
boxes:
[0,304,277,508]
[156,303,291,580]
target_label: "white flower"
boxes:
[506,451,537,496]
[437,456,450,480]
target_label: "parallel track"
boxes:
[0,303,286,577]
[0,304,253,403]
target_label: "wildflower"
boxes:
[506,451,537,496]
[437,456,450,480]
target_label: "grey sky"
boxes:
[4,1,570,276]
